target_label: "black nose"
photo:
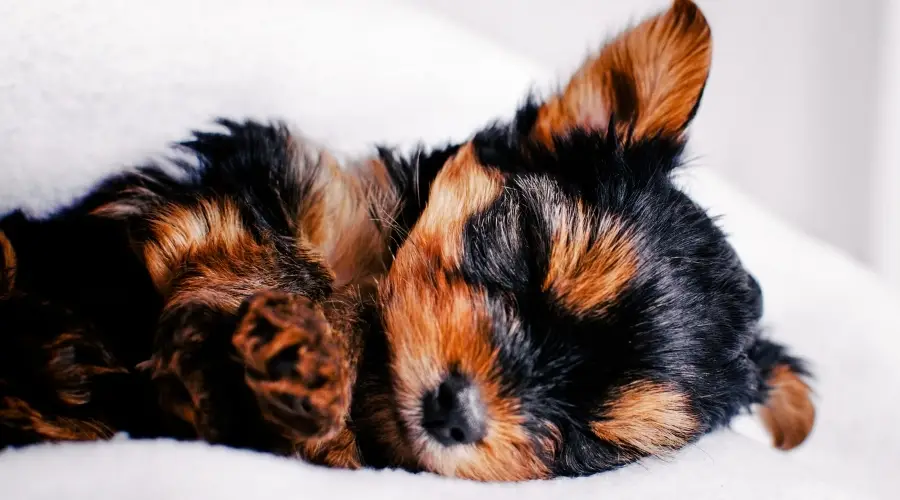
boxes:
[422,373,486,446]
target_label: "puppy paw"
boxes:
[233,290,349,440]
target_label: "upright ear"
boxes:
[532,0,711,146]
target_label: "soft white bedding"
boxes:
[1,1,898,498]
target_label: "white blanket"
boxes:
[1,1,898,498]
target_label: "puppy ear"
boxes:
[532,0,711,146]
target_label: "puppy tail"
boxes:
[748,338,816,451]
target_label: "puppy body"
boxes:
[0,0,815,480]
[0,122,445,465]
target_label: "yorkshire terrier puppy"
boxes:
[0,0,814,480]
[367,0,817,479]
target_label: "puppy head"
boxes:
[378,0,793,480]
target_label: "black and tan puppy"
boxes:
[0,0,814,480]
[369,0,815,479]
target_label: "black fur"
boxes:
[0,120,343,451]
[0,113,810,477]
[377,143,461,251]
[451,111,804,476]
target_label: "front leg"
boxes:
[148,288,360,466]
[131,198,361,463]
[147,299,277,449]
[120,191,335,448]
[85,120,382,465]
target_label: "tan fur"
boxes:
[382,273,550,481]
[760,364,815,450]
[533,0,711,145]
[292,140,399,294]
[299,427,362,469]
[377,145,551,480]
[0,230,15,297]
[591,381,699,460]
[143,199,262,297]
[0,397,115,442]
[543,207,637,317]
[44,332,128,406]
[410,143,504,267]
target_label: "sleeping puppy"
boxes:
[0,0,814,480]
[366,0,816,479]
